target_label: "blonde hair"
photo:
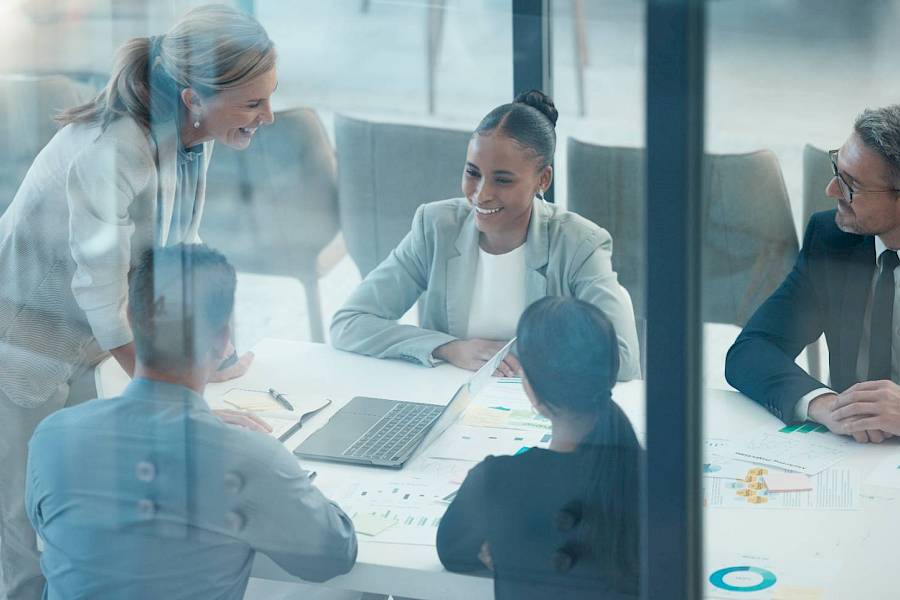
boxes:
[57,4,275,132]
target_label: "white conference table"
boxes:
[97,338,900,599]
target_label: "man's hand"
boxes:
[208,343,254,383]
[432,339,520,376]
[212,409,272,433]
[829,380,900,441]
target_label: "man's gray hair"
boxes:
[854,105,900,187]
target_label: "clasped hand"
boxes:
[809,380,900,443]
[433,339,521,377]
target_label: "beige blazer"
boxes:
[331,198,641,380]
[0,117,212,407]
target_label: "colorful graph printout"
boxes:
[705,553,836,599]
[727,424,856,475]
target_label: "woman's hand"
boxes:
[478,541,494,571]
[211,409,272,433]
[433,339,521,376]
[208,343,254,383]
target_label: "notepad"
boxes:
[221,388,280,411]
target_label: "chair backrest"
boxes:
[566,138,799,327]
[335,115,471,276]
[803,143,835,227]
[0,74,97,214]
[203,107,339,276]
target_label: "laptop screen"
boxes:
[467,337,516,398]
[416,337,516,455]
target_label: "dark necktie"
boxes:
[868,249,900,380]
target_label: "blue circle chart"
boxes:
[709,566,777,592]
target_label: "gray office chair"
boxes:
[803,144,835,222]
[0,74,97,215]
[203,108,341,343]
[567,139,800,365]
[801,144,837,381]
[335,115,471,276]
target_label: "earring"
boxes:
[537,189,545,202]
[193,118,200,129]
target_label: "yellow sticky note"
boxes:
[354,513,396,537]
[773,586,824,599]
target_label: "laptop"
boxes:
[294,338,516,468]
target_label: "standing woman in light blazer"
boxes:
[0,6,276,599]
[331,90,641,380]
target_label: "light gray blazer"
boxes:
[330,198,641,380]
[0,117,212,407]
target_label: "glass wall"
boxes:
[703,2,900,598]
[0,2,643,600]
[13,0,898,598]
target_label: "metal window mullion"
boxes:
[643,0,705,599]
[512,0,554,202]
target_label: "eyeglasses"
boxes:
[829,149,900,203]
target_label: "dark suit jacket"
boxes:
[725,209,876,421]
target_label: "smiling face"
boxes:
[181,67,277,150]
[830,132,900,243]
[461,132,552,253]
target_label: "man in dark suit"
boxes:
[726,105,900,443]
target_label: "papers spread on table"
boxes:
[725,423,857,475]
[864,451,900,489]
[425,425,549,462]
[705,551,838,599]
[421,377,551,463]
[763,472,812,493]
[704,467,858,510]
[704,438,760,480]
[329,470,461,545]
[353,513,396,537]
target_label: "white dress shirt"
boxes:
[796,236,900,420]
[466,244,527,340]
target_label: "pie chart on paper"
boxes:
[709,565,777,592]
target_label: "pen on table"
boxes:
[276,398,333,443]
[267,387,294,411]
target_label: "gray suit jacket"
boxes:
[0,117,212,407]
[331,198,641,380]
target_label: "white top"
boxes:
[465,244,527,340]
[796,236,900,420]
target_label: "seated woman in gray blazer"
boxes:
[331,90,641,380]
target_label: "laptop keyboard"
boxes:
[343,403,443,462]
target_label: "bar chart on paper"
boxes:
[330,472,459,546]
[704,467,857,510]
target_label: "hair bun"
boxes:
[514,89,558,127]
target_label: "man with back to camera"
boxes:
[25,244,357,599]
[726,104,900,443]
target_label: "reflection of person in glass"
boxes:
[26,245,358,599]
[0,6,276,598]
[437,297,641,599]
[727,105,900,444]
[331,90,640,380]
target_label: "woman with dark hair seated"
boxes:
[330,90,640,381]
[437,296,642,600]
